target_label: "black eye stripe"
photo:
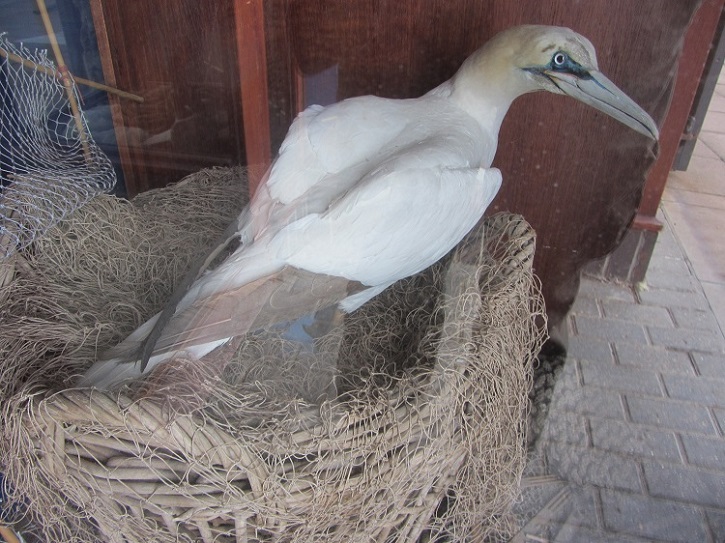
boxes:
[523,51,593,80]
[548,51,592,79]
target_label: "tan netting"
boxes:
[0,167,546,542]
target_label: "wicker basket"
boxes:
[0,171,545,543]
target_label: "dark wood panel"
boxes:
[92,0,246,195]
[263,0,701,330]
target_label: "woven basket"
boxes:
[0,171,545,543]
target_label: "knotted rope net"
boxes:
[0,167,546,542]
[0,34,116,258]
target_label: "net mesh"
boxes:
[0,33,116,258]
[0,167,546,542]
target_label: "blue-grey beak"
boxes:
[545,69,659,140]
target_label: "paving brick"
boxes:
[645,257,699,291]
[575,316,648,344]
[643,461,725,508]
[521,485,601,534]
[614,342,694,374]
[627,396,718,435]
[648,326,725,353]
[580,360,663,396]
[601,300,674,327]
[645,269,700,292]
[671,306,723,333]
[650,225,684,259]
[638,288,711,310]
[519,522,564,543]
[714,408,725,434]
[547,355,579,390]
[590,418,681,462]
[555,382,626,420]
[541,411,589,446]
[545,441,642,492]
[553,524,652,543]
[681,434,725,471]
[567,336,614,364]
[571,294,600,317]
[691,351,725,379]
[663,374,725,409]
[600,489,707,543]
[706,509,725,543]
[645,251,690,274]
[565,486,603,529]
[578,277,637,302]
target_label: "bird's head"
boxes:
[456,25,659,140]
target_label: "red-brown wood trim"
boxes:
[632,213,664,233]
[294,66,306,115]
[89,0,138,195]
[638,0,725,218]
[234,0,272,195]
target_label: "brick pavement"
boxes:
[525,217,725,542]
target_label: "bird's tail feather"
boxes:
[79,266,365,389]
[149,266,364,357]
[77,313,161,388]
[138,213,247,370]
[100,312,161,361]
[78,354,145,389]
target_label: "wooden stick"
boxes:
[0,523,21,543]
[0,46,143,103]
[0,207,18,285]
[35,0,91,161]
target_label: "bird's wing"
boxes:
[148,266,365,358]
[136,98,405,366]
[122,148,497,369]
[264,97,409,204]
[172,96,439,309]
[145,133,501,357]
[242,97,414,246]
[82,266,365,387]
[138,217,243,368]
[86,98,497,387]
[277,144,503,291]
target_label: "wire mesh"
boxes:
[0,33,116,258]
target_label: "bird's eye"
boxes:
[552,52,567,67]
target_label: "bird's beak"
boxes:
[545,69,659,140]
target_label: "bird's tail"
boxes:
[79,266,365,390]
[137,212,249,370]
[78,313,161,388]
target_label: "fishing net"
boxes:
[0,167,546,542]
[0,34,116,259]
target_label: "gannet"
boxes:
[81,25,658,388]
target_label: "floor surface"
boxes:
[663,67,725,336]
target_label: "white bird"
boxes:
[81,25,658,389]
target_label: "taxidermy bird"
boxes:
[81,25,658,389]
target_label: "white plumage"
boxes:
[81,25,657,388]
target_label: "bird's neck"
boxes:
[443,52,535,142]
